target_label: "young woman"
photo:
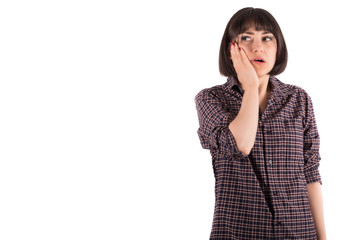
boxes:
[194,7,326,239]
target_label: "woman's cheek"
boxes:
[239,46,249,55]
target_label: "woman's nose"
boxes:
[252,40,263,52]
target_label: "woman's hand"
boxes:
[230,41,259,91]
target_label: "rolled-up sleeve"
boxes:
[302,92,322,185]
[194,90,247,158]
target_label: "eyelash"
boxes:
[240,36,273,41]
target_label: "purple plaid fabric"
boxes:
[194,76,322,239]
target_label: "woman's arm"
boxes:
[229,86,258,155]
[228,42,259,156]
[307,181,326,240]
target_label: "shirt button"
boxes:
[274,190,279,196]
[268,160,272,165]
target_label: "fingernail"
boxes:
[231,41,235,46]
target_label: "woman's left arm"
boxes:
[307,182,327,240]
[302,90,326,239]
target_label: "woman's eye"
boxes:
[239,35,274,42]
[240,36,251,41]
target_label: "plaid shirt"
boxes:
[194,76,322,239]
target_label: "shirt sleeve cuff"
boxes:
[226,127,249,158]
[305,167,322,185]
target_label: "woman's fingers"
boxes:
[230,41,259,90]
[232,42,251,72]
[231,42,241,57]
[231,42,250,65]
[235,43,251,64]
[230,42,242,65]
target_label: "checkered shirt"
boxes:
[194,76,322,239]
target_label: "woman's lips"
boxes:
[251,59,266,64]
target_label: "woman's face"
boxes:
[235,27,277,79]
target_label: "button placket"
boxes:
[264,124,272,134]
[273,189,279,196]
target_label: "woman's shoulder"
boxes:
[273,76,312,99]
[194,81,229,103]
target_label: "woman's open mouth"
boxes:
[251,58,265,64]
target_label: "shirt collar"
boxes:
[225,75,295,102]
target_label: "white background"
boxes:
[0,0,359,239]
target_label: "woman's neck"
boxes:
[258,75,271,96]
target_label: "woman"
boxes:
[194,7,326,239]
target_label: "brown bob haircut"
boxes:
[219,7,287,77]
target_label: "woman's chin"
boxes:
[256,71,270,80]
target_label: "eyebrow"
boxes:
[242,31,273,35]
